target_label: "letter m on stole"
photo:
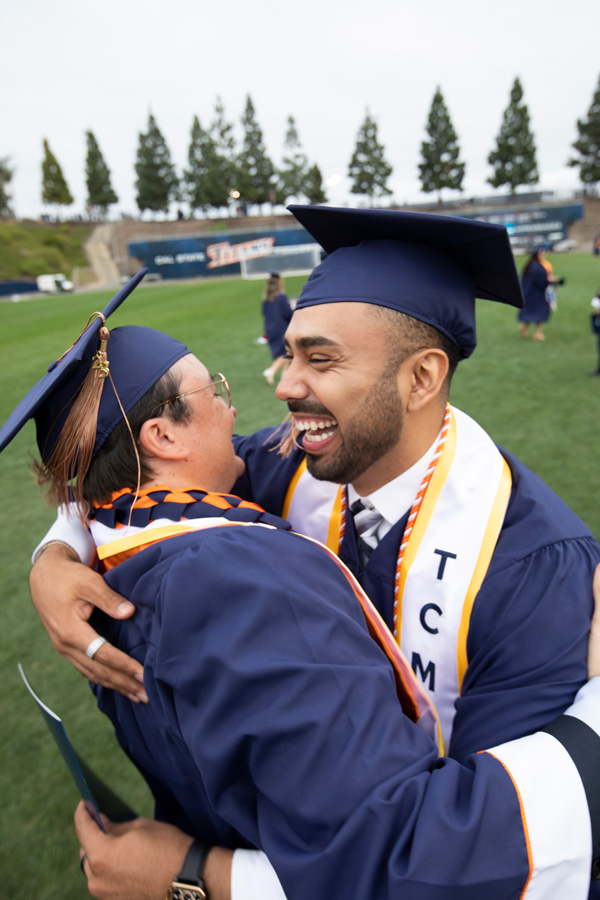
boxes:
[411,652,435,691]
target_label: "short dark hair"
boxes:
[371,305,460,389]
[83,368,191,507]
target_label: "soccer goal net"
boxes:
[240,243,322,279]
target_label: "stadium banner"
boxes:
[128,226,314,279]
[462,203,583,249]
[0,281,39,297]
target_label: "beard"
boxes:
[303,375,404,486]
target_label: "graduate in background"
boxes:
[518,247,553,340]
[261,273,292,385]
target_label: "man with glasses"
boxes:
[1,307,436,898]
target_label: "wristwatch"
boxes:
[167,840,211,900]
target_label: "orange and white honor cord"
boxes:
[339,403,452,638]
[392,403,452,636]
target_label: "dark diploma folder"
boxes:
[19,663,136,828]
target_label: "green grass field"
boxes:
[1,258,599,898]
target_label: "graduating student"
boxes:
[232,206,600,758]
[3,278,600,900]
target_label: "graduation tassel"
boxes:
[271,412,295,458]
[35,325,111,514]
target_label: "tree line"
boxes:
[1,75,599,221]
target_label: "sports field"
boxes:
[1,259,599,898]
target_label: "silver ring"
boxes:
[80,853,87,875]
[85,637,107,660]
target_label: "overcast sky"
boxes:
[2,0,599,220]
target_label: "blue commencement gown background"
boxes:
[262,292,292,358]
[92,502,537,900]
[232,426,600,761]
[518,260,551,323]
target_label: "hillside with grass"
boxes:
[0,221,94,281]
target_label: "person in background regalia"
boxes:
[518,247,553,341]
[261,273,292,385]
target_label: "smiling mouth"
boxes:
[292,415,338,449]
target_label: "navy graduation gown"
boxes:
[92,512,544,899]
[232,428,600,761]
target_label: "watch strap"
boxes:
[178,839,212,886]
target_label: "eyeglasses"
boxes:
[157,373,232,409]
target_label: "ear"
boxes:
[138,417,190,461]
[404,349,449,412]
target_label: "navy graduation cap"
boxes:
[288,204,523,359]
[0,269,190,471]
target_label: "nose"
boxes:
[276,362,307,402]
[232,404,238,419]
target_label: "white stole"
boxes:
[396,407,511,749]
[280,407,512,752]
[282,457,343,550]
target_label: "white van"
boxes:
[36,274,74,293]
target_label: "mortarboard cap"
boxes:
[0,269,190,464]
[288,205,523,358]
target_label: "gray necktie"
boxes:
[350,499,383,569]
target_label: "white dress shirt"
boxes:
[347,433,440,541]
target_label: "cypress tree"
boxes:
[85,130,118,217]
[303,164,328,205]
[348,109,392,203]
[237,95,275,210]
[0,157,14,219]
[418,87,465,203]
[41,139,74,210]
[183,115,218,215]
[209,96,238,209]
[277,116,309,204]
[569,74,600,192]
[134,113,179,215]
[487,77,539,194]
